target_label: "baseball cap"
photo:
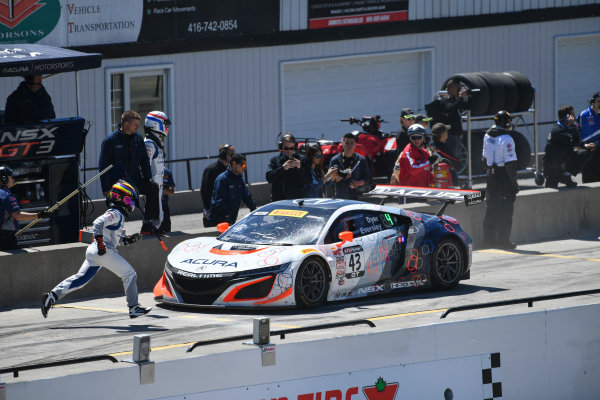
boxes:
[415,114,433,124]
[400,108,414,119]
[431,123,451,136]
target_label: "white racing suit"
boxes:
[144,137,164,229]
[51,209,139,308]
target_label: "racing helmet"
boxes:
[407,124,427,137]
[109,180,137,215]
[144,111,171,137]
[0,165,14,185]
[494,110,512,130]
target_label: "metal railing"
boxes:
[0,354,118,378]
[187,319,376,352]
[81,120,557,192]
[440,288,600,318]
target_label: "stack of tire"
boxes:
[441,71,534,175]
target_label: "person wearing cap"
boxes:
[579,92,600,183]
[0,165,50,250]
[395,108,415,156]
[430,122,459,185]
[439,79,472,160]
[415,114,433,131]
[4,74,56,125]
[392,124,434,187]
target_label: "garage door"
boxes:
[556,34,600,116]
[282,51,432,140]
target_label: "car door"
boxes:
[324,210,389,294]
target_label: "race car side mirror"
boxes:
[217,222,229,233]
[336,231,354,248]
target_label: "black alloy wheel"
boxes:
[431,238,465,290]
[294,258,329,308]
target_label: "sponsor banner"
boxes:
[140,0,278,42]
[0,117,85,160]
[308,0,408,30]
[65,0,142,47]
[269,209,309,218]
[0,0,278,46]
[155,353,499,399]
[0,0,60,44]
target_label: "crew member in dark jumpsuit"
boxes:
[482,111,519,250]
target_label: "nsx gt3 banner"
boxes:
[0,117,85,160]
[368,185,484,204]
[308,0,408,29]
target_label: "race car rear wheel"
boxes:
[431,238,465,290]
[295,257,329,308]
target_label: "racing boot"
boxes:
[41,291,57,318]
[129,304,152,318]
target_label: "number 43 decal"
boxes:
[345,253,365,279]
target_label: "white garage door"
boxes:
[282,51,432,141]
[556,34,600,116]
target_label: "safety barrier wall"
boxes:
[4,302,600,399]
[2,183,600,307]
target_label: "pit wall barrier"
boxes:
[4,302,600,399]
[2,183,600,307]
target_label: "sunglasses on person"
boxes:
[410,135,424,140]
[315,154,322,159]
[111,192,133,206]
[283,146,295,151]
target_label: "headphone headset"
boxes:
[277,132,297,151]
[219,144,232,160]
[0,165,13,185]
[590,93,600,106]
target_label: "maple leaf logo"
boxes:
[362,377,399,400]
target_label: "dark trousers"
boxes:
[582,150,600,183]
[137,180,160,221]
[0,230,17,251]
[158,196,171,233]
[544,148,593,185]
[483,167,515,247]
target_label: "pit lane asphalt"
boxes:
[1,232,599,384]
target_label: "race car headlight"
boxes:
[236,262,291,278]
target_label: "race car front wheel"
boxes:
[431,238,465,290]
[295,257,329,308]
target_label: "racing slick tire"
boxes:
[442,72,490,116]
[477,72,507,116]
[294,257,330,308]
[503,71,534,112]
[431,237,466,290]
[511,130,532,170]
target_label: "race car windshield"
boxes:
[218,207,335,245]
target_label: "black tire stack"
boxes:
[441,70,534,116]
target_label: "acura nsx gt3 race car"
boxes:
[153,186,483,308]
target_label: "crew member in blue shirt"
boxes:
[579,92,600,183]
[207,153,257,226]
[0,166,50,250]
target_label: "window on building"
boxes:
[107,65,172,134]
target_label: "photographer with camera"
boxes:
[327,133,372,200]
[438,79,473,158]
[266,132,311,201]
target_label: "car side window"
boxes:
[324,210,398,244]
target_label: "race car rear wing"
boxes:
[366,185,485,216]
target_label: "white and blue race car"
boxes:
[154,186,483,308]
